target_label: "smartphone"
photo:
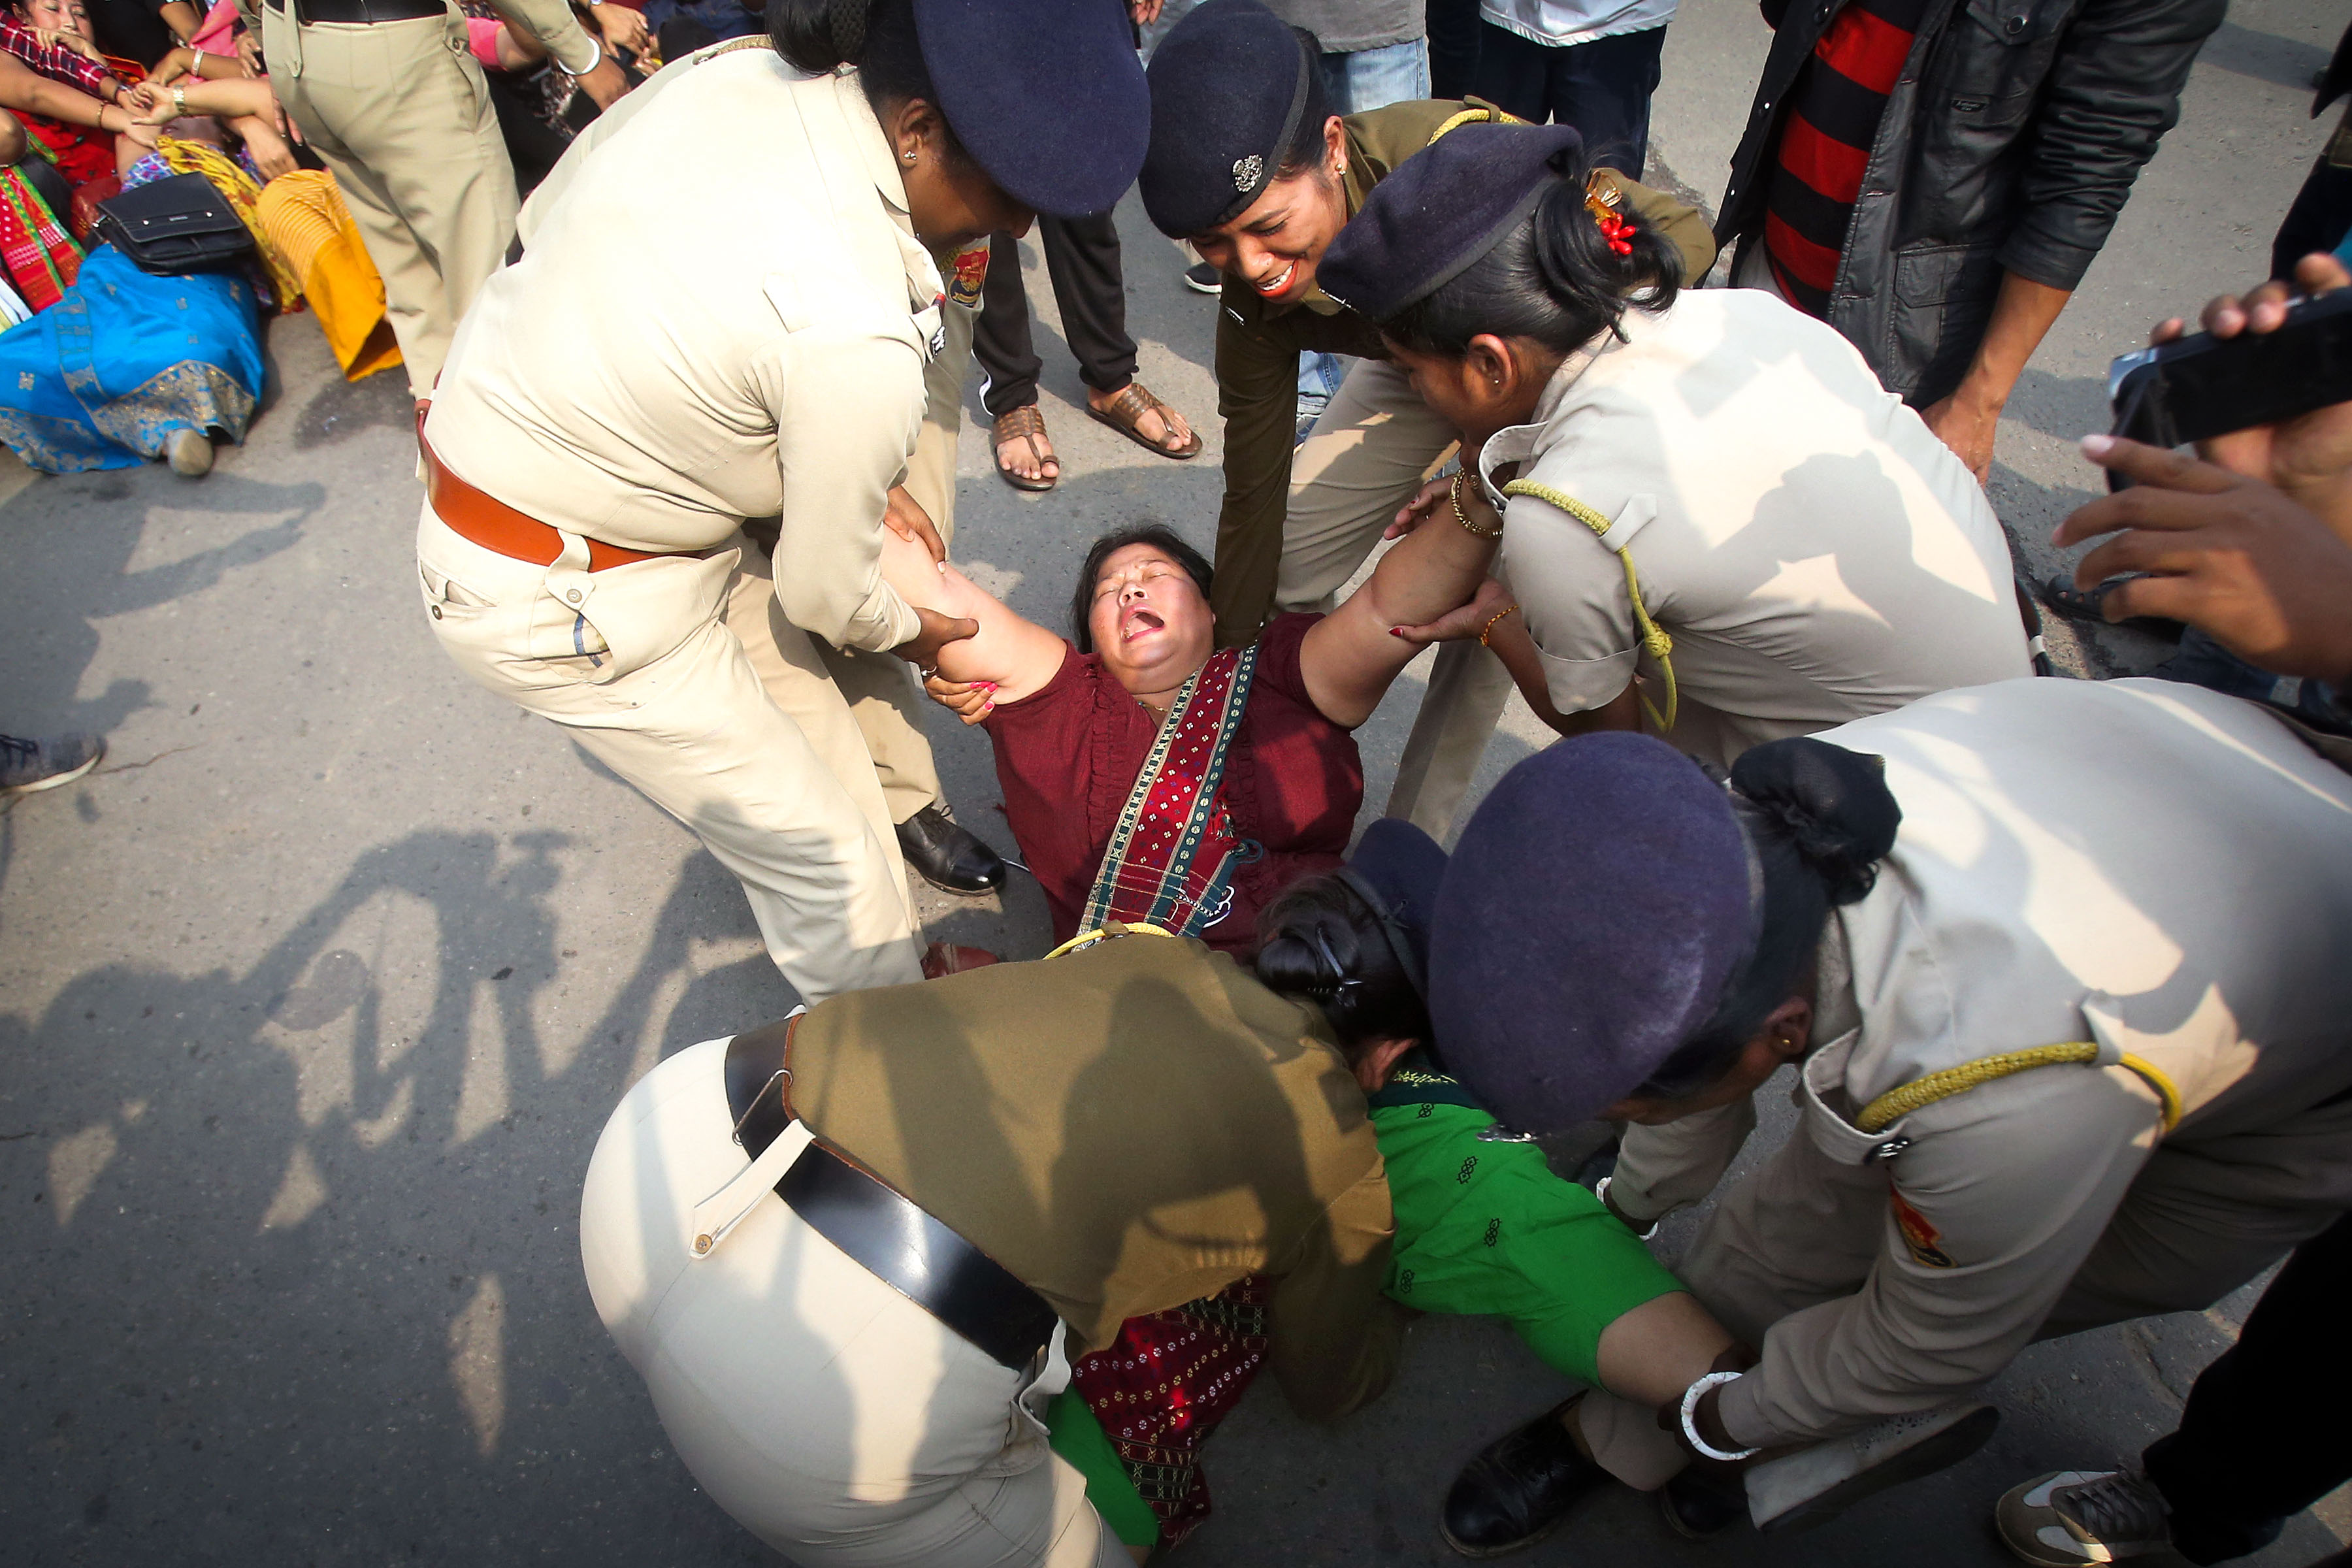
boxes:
[2107,288,2352,471]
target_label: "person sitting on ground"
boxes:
[1317,121,2032,768]
[120,67,404,385]
[0,63,277,475]
[0,0,152,190]
[897,485,1505,958]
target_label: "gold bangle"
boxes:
[1450,472,1503,539]
[172,84,188,114]
[1478,602,1520,647]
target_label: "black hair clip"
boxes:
[1309,926,1361,1000]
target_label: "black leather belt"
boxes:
[723,1022,1058,1372]
[268,0,446,23]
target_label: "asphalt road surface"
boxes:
[3,3,2347,1563]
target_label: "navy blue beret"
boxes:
[917,0,1149,218]
[1427,734,1757,1132]
[1138,0,1317,237]
[1318,122,1582,322]
[1337,817,1447,998]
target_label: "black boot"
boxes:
[1440,1397,1610,1558]
[1659,1464,1746,1539]
[896,804,1007,895]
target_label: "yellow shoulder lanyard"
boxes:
[1426,99,1526,145]
[1855,1043,2183,1137]
[1495,480,1679,734]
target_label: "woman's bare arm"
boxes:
[127,72,275,121]
[1299,476,1502,728]
[1484,613,1642,739]
[877,529,1068,703]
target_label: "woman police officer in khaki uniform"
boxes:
[415,0,1148,1005]
[1129,0,1717,836]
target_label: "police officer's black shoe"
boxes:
[1659,1464,1747,1539]
[896,805,1007,895]
[1440,1397,1610,1558]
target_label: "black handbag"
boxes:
[92,173,253,277]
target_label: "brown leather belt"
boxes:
[416,406,685,574]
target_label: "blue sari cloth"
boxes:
[0,244,263,473]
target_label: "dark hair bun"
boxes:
[1729,738,1900,906]
[770,0,867,73]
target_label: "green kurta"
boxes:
[1370,1052,1682,1386]
[1209,99,1723,646]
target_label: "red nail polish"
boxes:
[1389,627,1406,638]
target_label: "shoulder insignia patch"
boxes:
[1890,1190,1955,1268]
[947,240,989,310]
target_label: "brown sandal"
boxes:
[992,404,1060,492]
[1086,381,1202,460]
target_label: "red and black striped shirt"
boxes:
[1761,0,1932,316]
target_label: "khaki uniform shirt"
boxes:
[786,931,1405,1423]
[1611,678,2352,1447]
[1208,98,1721,644]
[1478,287,2031,766]
[426,57,941,653]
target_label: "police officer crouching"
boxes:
[1418,683,2352,1554]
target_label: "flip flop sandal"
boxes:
[1086,381,1203,460]
[992,404,1060,492]
[2036,572,2182,640]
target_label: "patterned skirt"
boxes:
[1068,1275,1273,1548]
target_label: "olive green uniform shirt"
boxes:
[1209,98,1722,645]
[786,930,1405,1423]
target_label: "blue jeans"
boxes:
[2156,627,2352,734]
[1300,38,1431,417]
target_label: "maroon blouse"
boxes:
[982,613,1364,956]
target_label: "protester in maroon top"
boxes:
[883,480,1512,956]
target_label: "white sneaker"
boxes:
[1995,1469,2184,1566]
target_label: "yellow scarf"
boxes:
[156,137,302,313]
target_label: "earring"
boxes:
[902,150,917,164]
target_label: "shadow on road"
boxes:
[0,828,796,1565]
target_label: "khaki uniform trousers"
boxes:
[581,1037,1121,1567]
[1282,356,1515,839]
[416,506,924,1006]
[263,3,517,396]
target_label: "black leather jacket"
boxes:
[1715,0,2223,404]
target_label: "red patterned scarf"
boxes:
[0,166,81,312]
[1079,642,1260,938]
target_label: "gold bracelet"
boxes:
[1449,472,1503,539]
[1478,602,1520,647]
[172,84,188,114]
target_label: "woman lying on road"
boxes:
[1317,122,2031,768]
[890,483,1505,957]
